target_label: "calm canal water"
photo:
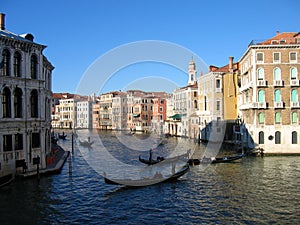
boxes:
[0,130,299,225]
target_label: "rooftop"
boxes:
[248,32,300,46]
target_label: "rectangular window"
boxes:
[273,52,280,63]
[290,52,297,62]
[216,100,220,111]
[275,112,281,124]
[3,135,13,152]
[256,53,264,63]
[15,133,23,150]
[216,79,220,88]
[32,132,40,148]
[259,113,265,124]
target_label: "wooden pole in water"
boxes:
[72,132,74,153]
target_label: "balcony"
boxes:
[252,102,267,109]
[239,103,251,110]
[290,79,300,86]
[291,101,300,108]
[239,81,253,92]
[273,80,283,86]
[274,101,284,108]
[257,80,267,87]
[239,102,267,109]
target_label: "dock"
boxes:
[16,144,70,179]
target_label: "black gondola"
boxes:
[202,154,244,164]
[58,134,67,140]
[104,163,190,186]
[79,140,94,147]
[139,151,190,166]
[138,155,164,165]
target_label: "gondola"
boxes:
[58,134,67,140]
[104,163,190,186]
[139,151,190,166]
[203,154,244,164]
[79,140,94,147]
[138,156,164,165]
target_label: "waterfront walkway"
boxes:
[17,143,70,179]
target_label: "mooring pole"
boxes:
[72,132,74,153]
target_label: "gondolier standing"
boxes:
[149,149,153,165]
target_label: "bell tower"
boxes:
[188,57,197,85]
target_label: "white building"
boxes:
[165,59,198,137]
[0,13,54,181]
[112,92,128,130]
[76,98,94,129]
[54,98,77,129]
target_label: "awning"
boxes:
[133,114,140,117]
[169,114,182,119]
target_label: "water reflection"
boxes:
[0,130,299,224]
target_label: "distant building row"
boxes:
[51,32,300,154]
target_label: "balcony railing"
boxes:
[257,80,267,87]
[239,102,267,109]
[273,80,283,86]
[290,79,300,86]
[274,101,284,108]
[252,102,267,109]
[239,81,253,92]
[291,101,300,108]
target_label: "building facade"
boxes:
[0,13,54,180]
[76,97,94,129]
[238,32,300,153]
[112,92,127,130]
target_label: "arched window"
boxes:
[14,51,22,77]
[274,68,281,80]
[292,111,298,124]
[275,131,281,144]
[275,112,281,124]
[14,88,22,118]
[290,67,298,80]
[291,89,298,102]
[258,112,265,124]
[2,87,11,118]
[1,49,10,76]
[257,68,264,80]
[292,131,297,144]
[30,89,38,118]
[259,131,264,144]
[30,55,38,79]
[274,90,281,102]
[258,90,265,102]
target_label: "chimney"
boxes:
[0,13,5,30]
[276,31,280,35]
[229,56,234,72]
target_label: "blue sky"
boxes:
[2,0,299,95]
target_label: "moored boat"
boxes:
[203,154,244,164]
